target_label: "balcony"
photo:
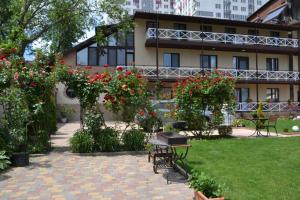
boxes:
[123,66,299,82]
[237,102,299,112]
[146,28,299,53]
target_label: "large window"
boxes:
[266,88,279,102]
[163,53,180,68]
[266,58,279,71]
[233,56,249,70]
[76,32,134,67]
[200,55,217,69]
[236,88,249,102]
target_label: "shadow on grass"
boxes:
[189,135,235,140]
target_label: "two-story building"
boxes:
[61,11,300,120]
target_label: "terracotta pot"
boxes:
[194,191,224,200]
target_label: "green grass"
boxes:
[182,137,300,200]
[240,118,300,134]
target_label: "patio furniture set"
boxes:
[247,115,278,137]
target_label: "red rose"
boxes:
[136,74,142,79]
[103,64,109,68]
[139,110,145,116]
[150,111,157,118]
[30,82,37,87]
[59,60,65,65]
[125,71,132,76]
[85,66,92,70]
[116,66,123,71]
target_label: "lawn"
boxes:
[240,118,300,134]
[183,137,300,200]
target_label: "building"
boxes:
[174,0,269,21]
[61,11,300,120]
[123,0,176,15]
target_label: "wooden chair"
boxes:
[266,115,279,136]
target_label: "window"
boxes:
[241,0,246,3]
[88,48,97,66]
[146,21,159,31]
[225,27,236,34]
[174,23,186,30]
[233,6,238,11]
[233,56,249,70]
[99,49,108,66]
[270,31,280,37]
[200,25,212,32]
[248,29,259,36]
[126,52,134,65]
[126,33,134,47]
[241,7,246,11]
[266,88,279,102]
[257,0,262,5]
[266,58,279,71]
[163,53,180,68]
[216,13,221,18]
[117,49,126,65]
[108,34,117,46]
[76,48,88,65]
[164,5,168,8]
[215,4,221,9]
[66,87,76,99]
[236,88,249,102]
[108,49,117,66]
[200,55,217,69]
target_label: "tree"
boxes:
[0,0,132,56]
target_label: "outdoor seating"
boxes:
[266,115,279,136]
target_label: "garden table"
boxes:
[248,118,268,137]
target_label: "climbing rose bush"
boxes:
[104,66,150,125]
[173,70,236,137]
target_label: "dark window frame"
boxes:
[266,58,279,71]
[163,53,180,68]
[200,55,218,69]
[266,88,280,102]
[233,56,249,70]
[236,88,250,102]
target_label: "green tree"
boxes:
[0,0,132,56]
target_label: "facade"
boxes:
[61,11,300,120]
[123,0,176,15]
[174,0,268,21]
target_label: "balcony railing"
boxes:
[237,102,299,112]
[123,66,300,81]
[146,28,299,48]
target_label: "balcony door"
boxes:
[266,58,279,71]
[266,88,279,102]
[174,23,187,39]
[163,53,180,68]
[233,56,249,70]
[236,88,250,102]
[200,55,217,69]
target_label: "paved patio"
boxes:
[0,123,193,200]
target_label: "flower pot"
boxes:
[61,117,68,123]
[11,152,29,167]
[194,191,224,200]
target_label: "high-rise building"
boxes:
[120,0,269,21]
[124,0,176,15]
[174,0,269,21]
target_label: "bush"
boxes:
[93,128,120,152]
[188,170,223,198]
[28,130,51,154]
[123,129,145,151]
[0,151,11,171]
[218,125,233,136]
[70,130,93,153]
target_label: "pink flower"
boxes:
[125,71,132,76]
[116,66,123,71]
[103,64,109,68]
[13,72,19,80]
[84,66,92,70]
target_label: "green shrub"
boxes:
[0,151,11,171]
[28,130,51,154]
[93,128,120,152]
[188,170,223,198]
[123,129,145,151]
[70,130,93,153]
[218,125,233,136]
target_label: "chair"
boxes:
[266,115,279,136]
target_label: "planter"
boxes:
[157,132,188,145]
[195,191,224,200]
[11,152,29,167]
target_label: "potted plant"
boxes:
[60,106,75,123]
[189,170,224,200]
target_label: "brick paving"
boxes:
[0,123,193,200]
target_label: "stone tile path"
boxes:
[0,123,193,200]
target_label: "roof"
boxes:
[247,0,285,21]
[134,11,298,31]
[63,36,96,55]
